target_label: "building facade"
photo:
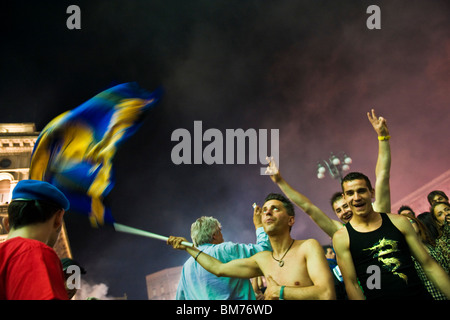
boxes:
[146,266,183,300]
[391,169,450,214]
[0,123,72,259]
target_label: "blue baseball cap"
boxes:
[12,180,70,211]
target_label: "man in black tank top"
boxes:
[333,172,450,300]
[345,212,429,299]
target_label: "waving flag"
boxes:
[29,82,162,226]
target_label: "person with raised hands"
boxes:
[264,109,392,238]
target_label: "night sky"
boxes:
[1,1,449,299]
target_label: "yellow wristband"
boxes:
[378,135,390,141]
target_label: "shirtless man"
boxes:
[168,193,336,300]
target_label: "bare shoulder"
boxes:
[249,250,272,266]
[386,212,404,221]
[253,249,271,260]
[294,238,322,254]
[386,213,414,233]
[332,224,349,240]
[332,225,350,249]
[254,250,271,258]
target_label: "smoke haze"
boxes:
[1,1,449,299]
[73,280,114,300]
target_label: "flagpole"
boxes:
[113,223,194,247]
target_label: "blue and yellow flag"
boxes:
[29,82,162,226]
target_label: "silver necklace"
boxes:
[271,239,295,267]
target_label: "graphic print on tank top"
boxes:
[363,237,408,283]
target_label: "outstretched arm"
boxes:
[167,236,263,279]
[367,109,391,213]
[392,214,450,299]
[266,158,341,237]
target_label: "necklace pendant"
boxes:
[271,239,295,268]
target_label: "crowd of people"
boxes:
[168,110,450,300]
[0,109,448,300]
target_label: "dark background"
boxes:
[1,1,449,299]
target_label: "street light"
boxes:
[317,152,352,181]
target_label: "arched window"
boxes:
[0,173,14,204]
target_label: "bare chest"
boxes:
[258,248,313,287]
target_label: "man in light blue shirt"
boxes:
[176,206,271,300]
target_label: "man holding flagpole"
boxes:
[175,206,271,300]
[168,193,336,300]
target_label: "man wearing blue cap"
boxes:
[0,179,70,300]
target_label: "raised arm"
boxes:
[167,236,263,279]
[229,204,272,255]
[252,204,272,251]
[367,109,391,213]
[266,158,341,237]
[333,228,366,300]
[391,214,450,299]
